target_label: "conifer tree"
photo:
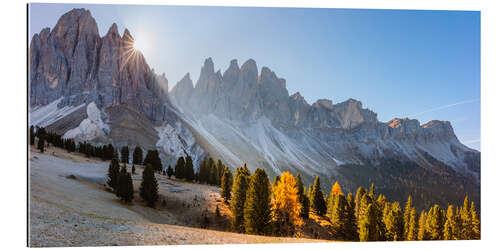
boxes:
[185,155,195,181]
[174,157,185,179]
[443,205,457,240]
[221,168,233,203]
[470,201,480,240]
[384,202,404,241]
[271,172,302,236]
[426,205,444,240]
[355,186,367,220]
[417,210,428,240]
[346,193,358,241]
[132,146,143,164]
[327,181,343,216]
[30,125,35,145]
[403,195,413,239]
[117,165,133,203]
[143,150,162,172]
[107,157,120,191]
[37,134,45,153]
[167,165,173,178]
[310,176,327,216]
[407,207,418,241]
[244,168,272,235]
[139,164,159,207]
[359,204,378,241]
[461,196,472,239]
[295,173,309,219]
[132,165,136,174]
[231,164,251,233]
[121,146,129,163]
[330,194,352,240]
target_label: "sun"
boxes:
[133,36,148,53]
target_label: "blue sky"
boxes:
[29,3,481,150]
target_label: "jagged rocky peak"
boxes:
[387,117,419,129]
[222,59,240,86]
[314,99,334,110]
[240,59,259,84]
[422,120,456,138]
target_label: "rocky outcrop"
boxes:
[29,8,170,122]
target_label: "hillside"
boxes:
[28,146,329,247]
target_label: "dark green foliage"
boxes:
[132,146,143,164]
[132,165,136,174]
[346,193,358,240]
[107,157,120,191]
[230,164,251,233]
[310,176,327,216]
[143,150,162,172]
[30,126,35,145]
[295,173,309,218]
[244,168,272,235]
[359,204,379,241]
[121,146,129,163]
[221,168,233,202]
[185,155,195,181]
[37,134,45,153]
[174,157,185,179]
[167,165,173,178]
[117,164,133,203]
[330,194,354,240]
[139,164,159,207]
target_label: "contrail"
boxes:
[406,98,479,117]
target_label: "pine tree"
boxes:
[443,205,457,240]
[37,134,45,153]
[330,194,352,240]
[174,157,185,179]
[461,196,472,239]
[327,181,343,216]
[385,202,404,241]
[346,193,358,241]
[30,125,35,145]
[271,172,302,236]
[167,165,173,178]
[417,210,428,240]
[470,201,480,239]
[117,165,133,203]
[310,176,327,216]
[426,205,444,240]
[221,168,233,203]
[185,155,195,181]
[132,165,136,174]
[143,150,162,172]
[295,173,309,219]
[355,186,367,220]
[359,204,378,241]
[230,164,251,233]
[121,146,129,163]
[403,195,413,239]
[244,168,272,235]
[407,207,418,241]
[132,146,143,164]
[107,157,120,191]
[139,164,159,207]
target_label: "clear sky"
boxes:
[28,3,481,150]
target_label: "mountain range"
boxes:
[29,9,480,209]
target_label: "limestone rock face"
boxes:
[169,57,480,186]
[29,8,169,122]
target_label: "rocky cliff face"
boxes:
[170,58,480,191]
[30,8,169,122]
[29,8,204,168]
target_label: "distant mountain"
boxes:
[170,57,480,209]
[29,9,479,209]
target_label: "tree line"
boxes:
[220,165,480,241]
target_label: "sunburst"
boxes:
[119,31,143,73]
